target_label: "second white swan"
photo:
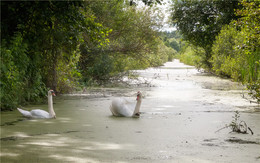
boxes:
[110,91,142,117]
[17,90,56,119]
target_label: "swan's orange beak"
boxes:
[50,90,56,96]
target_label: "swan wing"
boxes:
[30,109,51,119]
[110,98,135,117]
[119,103,135,117]
[17,108,32,118]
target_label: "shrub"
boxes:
[0,33,46,110]
[178,45,203,67]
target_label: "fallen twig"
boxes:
[248,127,254,135]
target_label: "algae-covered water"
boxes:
[1,60,260,163]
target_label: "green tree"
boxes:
[1,1,87,92]
[171,0,240,68]
[79,0,167,83]
[211,0,260,103]
[0,33,32,109]
[129,0,162,6]
[235,0,260,103]
[211,24,245,79]
[0,1,107,109]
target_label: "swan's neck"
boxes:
[133,98,142,116]
[48,94,56,118]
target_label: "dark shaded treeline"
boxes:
[0,0,175,110]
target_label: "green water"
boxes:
[1,60,260,163]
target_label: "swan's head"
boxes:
[48,90,56,96]
[136,91,142,101]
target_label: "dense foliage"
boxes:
[78,1,175,84]
[0,0,175,110]
[171,0,241,68]
[171,0,260,103]
[211,0,260,103]
[161,31,181,52]
[1,1,91,109]
[130,0,162,6]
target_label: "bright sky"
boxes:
[137,0,176,32]
[157,0,176,31]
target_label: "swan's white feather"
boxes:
[17,108,32,118]
[110,98,136,117]
[31,109,51,118]
[17,108,51,119]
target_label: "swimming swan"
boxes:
[110,91,142,117]
[17,90,56,119]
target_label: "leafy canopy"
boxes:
[171,0,240,67]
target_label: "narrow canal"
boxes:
[1,59,259,163]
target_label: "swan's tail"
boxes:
[17,108,32,118]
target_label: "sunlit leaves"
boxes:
[235,0,260,51]
[79,0,167,84]
[210,0,260,103]
[171,0,240,68]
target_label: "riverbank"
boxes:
[1,60,259,163]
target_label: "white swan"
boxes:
[17,90,56,119]
[110,91,142,117]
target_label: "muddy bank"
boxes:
[1,60,260,163]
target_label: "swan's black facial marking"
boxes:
[136,91,142,100]
[49,90,56,96]
[134,112,140,117]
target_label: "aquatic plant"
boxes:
[216,111,254,135]
[246,77,260,104]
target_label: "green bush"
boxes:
[211,24,245,79]
[211,24,260,84]
[0,33,46,110]
[211,23,260,103]
[178,45,203,67]
[56,51,82,93]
